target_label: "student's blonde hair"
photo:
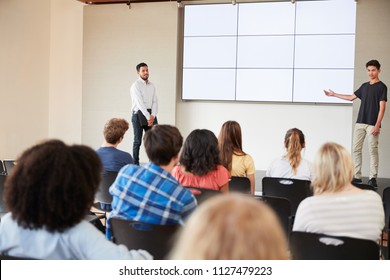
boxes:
[312,142,354,195]
[170,194,289,260]
[284,128,305,175]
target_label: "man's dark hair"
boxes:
[143,125,183,166]
[136,62,148,72]
[179,129,221,176]
[366,60,381,70]
[4,139,102,233]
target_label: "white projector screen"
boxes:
[181,0,356,104]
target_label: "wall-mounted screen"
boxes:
[181,0,356,104]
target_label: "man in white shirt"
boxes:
[130,62,158,165]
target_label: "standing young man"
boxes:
[130,62,158,165]
[324,60,387,188]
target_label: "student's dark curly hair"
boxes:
[179,129,221,176]
[4,139,102,233]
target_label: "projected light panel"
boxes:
[182,69,236,101]
[237,2,295,35]
[182,1,356,103]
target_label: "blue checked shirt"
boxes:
[106,163,197,240]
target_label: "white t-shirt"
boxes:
[266,156,313,181]
[0,213,152,260]
[293,191,385,242]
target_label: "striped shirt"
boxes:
[106,163,197,240]
[293,190,384,242]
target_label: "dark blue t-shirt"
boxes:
[96,146,134,173]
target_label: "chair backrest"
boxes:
[0,160,6,175]
[255,195,292,237]
[289,231,380,260]
[0,175,8,213]
[262,177,312,215]
[352,182,377,191]
[3,160,16,176]
[383,187,390,260]
[110,218,180,260]
[95,171,118,204]
[185,186,221,204]
[229,176,251,194]
[383,187,390,229]
[0,254,36,260]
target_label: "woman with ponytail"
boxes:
[266,128,313,180]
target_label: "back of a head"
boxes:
[143,124,183,166]
[284,128,305,174]
[312,142,354,195]
[4,139,102,233]
[218,121,244,171]
[170,194,289,260]
[180,129,221,176]
[103,118,129,144]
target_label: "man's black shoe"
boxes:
[367,178,378,188]
[352,178,362,184]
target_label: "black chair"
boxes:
[92,171,118,212]
[110,218,180,260]
[0,254,36,260]
[262,177,312,215]
[0,160,6,175]
[184,186,221,205]
[290,231,380,260]
[229,176,251,194]
[352,182,377,191]
[3,160,16,176]
[255,195,292,237]
[382,187,390,259]
[0,175,8,214]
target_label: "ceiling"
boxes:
[77,0,178,4]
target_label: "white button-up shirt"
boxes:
[130,77,158,120]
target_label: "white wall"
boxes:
[82,3,178,160]
[0,0,51,159]
[49,0,84,143]
[0,0,84,160]
[353,0,390,177]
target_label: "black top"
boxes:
[354,81,387,126]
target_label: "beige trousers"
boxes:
[352,123,379,179]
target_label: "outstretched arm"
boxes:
[324,89,357,101]
[372,100,386,136]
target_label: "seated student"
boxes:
[0,140,151,260]
[96,118,134,210]
[266,128,313,181]
[172,129,230,193]
[170,194,290,260]
[218,120,256,194]
[106,125,197,240]
[96,118,134,173]
[293,142,384,242]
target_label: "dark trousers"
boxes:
[131,110,157,165]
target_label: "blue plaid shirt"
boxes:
[106,163,197,240]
